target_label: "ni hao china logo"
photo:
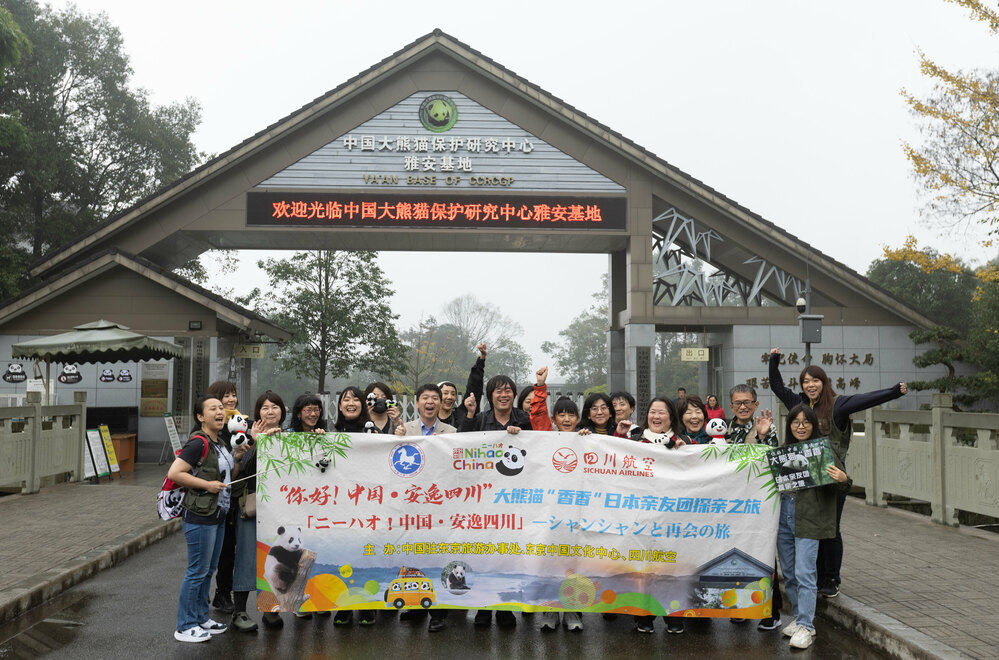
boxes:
[419,94,458,133]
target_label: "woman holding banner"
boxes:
[768,349,906,598]
[776,404,851,649]
[629,397,686,634]
[243,391,287,630]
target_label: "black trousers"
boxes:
[816,492,847,587]
[214,505,238,593]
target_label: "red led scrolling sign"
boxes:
[246,192,627,230]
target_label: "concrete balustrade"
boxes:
[0,391,87,494]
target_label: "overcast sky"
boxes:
[46,0,999,379]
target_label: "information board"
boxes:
[98,424,120,473]
[85,429,111,478]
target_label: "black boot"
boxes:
[212,589,234,613]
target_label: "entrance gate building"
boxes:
[0,30,942,456]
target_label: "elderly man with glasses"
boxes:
[725,384,778,447]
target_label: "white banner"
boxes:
[255,431,778,618]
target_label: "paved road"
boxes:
[0,532,883,660]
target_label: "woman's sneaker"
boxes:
[540,611,560,631]
[564,611,584,631]
[175,626,211,643]
[199,618,228,635]
[782,619,801,638]
[789,626,816,649]
[666,618,684,634]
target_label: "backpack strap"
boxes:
[190,433,211,468]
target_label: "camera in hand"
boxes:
[366,392,396,414]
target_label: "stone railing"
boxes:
[0,391,87,494]
[848,393,999,526]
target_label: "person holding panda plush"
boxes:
[168,395,247,643]
[775,403,851,650]
[205,381,243,617]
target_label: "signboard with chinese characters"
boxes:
[255,432,779,618]
[247,192,626,231]
[764,438,837,492]
[235,343,266,359]
[257,92,625,193]
[681,347,710,362]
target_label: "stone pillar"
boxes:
[625,323,656,419]
[607,328,626,393]
[930,392,956,526]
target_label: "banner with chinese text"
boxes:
[255,431,778,618]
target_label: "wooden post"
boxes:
[274,549,316,613]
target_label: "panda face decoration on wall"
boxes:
[99,368,115,383]
[3,363,27,383]
[496,445,527,476]
[116,369,132,382]
[58,364,82,384]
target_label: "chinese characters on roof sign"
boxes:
[246,192,627,230]
[255,431,779,618]
[257,92,625,193]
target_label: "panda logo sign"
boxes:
[58,364,82,384]
[3,363,26,383]
[390,443,425,477]
[496,445,527,477]
[116,369,132,382]
[99,368,115,383]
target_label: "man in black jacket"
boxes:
[460,373,531,627]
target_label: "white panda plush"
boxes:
[228,414,253,447]
[264,526,306,594]
[706,417,728,444]
[496,446,527,476]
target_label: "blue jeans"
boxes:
[177,519,226,631]
[233,514,257,593]
[776,496,819,631]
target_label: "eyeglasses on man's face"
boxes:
[731,399,756,409]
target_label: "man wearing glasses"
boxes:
[726,383,782,632]
[726,384,778,447]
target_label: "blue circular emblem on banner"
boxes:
[390,443,425,477]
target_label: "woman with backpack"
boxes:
[169,395,246,643]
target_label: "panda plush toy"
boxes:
[706,417,728,444]
[228,414,253,447]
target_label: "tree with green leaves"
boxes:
[0,0,202,299]
[867,237,979,331]
[871,237,999,408]
[244,251,405,393]
[542,279,608,390]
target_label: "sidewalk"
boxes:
[0,464,179,625]
[0,470,995,658]
[822,497,997,659]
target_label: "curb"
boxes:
[0,517,181,626]
[815,592,972,660]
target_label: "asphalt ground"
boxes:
[0,532,885,660]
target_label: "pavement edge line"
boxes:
[0,518,181,626]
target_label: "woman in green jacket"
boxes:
[776,403,851,650]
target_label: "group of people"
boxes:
[169,344,907,650]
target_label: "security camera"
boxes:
[795,297,807,314]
